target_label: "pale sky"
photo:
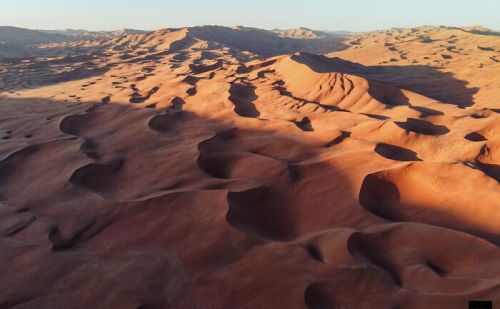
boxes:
[1,0,499,32]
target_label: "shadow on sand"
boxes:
[0,96,499,307]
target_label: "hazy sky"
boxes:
[1,0,499,32]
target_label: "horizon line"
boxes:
[0,23,497,34]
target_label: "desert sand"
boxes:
[0,25,499,308]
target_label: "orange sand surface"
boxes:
[0,25,499,308]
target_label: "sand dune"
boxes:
[0,25,499,308]
[0,26,73,44]
[272,27,334,39]
[329,25,500,108]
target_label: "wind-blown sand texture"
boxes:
[0,25,499,308]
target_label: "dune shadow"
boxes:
[365,65,480,107]
[374,143,421,161]
[395,118,449,135]
[292,117,314,132]
[476,161,500,183]
[448,27,500,37]
[228,82,260,118]
[465,132,487,142]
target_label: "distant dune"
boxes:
[0,25,499,308]
[40,28,148,40]
[0,26,73,44]
[272,27,328,39]
[0,26,148,45]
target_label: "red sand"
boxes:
[0,25,499,308]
